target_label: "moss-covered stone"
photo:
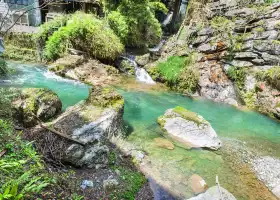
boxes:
[173,106,206,125]
[119,60,135,75]
[13,88,62,127]
[88,86,124,110]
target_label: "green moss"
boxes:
[176,65,199,94]
[111,167,147,200]
[210,16,233,35]
[157,116,166,128]
[254,27,265,33]
[119,60,135,75]
[88,86,124,109]
[173,106,206,125]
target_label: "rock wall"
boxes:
[149,0,280,118]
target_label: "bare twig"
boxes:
[31,113,86,146]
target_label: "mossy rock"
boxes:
[88,86,124,110]
[49,55,84,74]
[13,88,62,127]
[172,106,207,125]
[119,60,135,75]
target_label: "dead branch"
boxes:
[31,113,85,146]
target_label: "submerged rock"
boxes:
[13,88,62,127]
[154,137,174,150]
[189,174,208,194]
[157,107,222,150]
[188,186,237,200]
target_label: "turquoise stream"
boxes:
[2,62,280,199]
[2,62,89,110]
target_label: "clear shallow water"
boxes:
[118,88,280,199]
[0,62,89,110]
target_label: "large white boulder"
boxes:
[158,107,222,150]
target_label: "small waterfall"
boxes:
[120,55,156,85]
[162,12,173,27]
[148,40,166,53]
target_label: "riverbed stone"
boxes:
[13,88,62,127]
[158,107,222,150]
[189,174,208,194]
[136,53,150,66]
[272,185,280,198]
[188,186,237,200]
[103,178,119,193]
[154,137,174,150]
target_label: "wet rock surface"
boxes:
[158,107,222,150]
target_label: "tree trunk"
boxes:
[170,0,182,33]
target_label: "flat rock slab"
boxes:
[158,107,222,150]
[188,186,237,200]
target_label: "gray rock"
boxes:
[245,75,256,91]
[251,58,265,65]
[197,27,213,36]
[192,36,209,46]
[261,52,280,65]
[234,52,258,59]
[188,186,237,200]
[230,60,254,67]
[103,179,119,193]
[197,43,216,53]
[136,53,150,66]
[254,40,280,55]
[253,156,280,190]
[225,8,255,18]
[158,107,222,150]
[13,88,62,127]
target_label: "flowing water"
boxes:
[1,62,89,110]
[2,62,280,199]
[117,87,280,199]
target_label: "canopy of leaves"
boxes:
[44,12,124,61]
[107,0,167,47]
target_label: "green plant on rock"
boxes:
[255,66,280,90]
[242,91,257,109]
[0,59,8,76]
[44,12,124,61]
[157,56,187,84]
[211,16,234,36]
[227,66,247,90]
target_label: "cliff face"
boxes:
[153,0,280,119]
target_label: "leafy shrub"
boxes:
[107,11,129,44]
[255,67,280,90]
[34,15,69,50]
[157,56,186,84]
[227,66,247,90]
[117,0,167,47]
[177,66,199,94]
[44,12,124,61]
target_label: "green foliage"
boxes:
[3,33,38,62]
[0,88,19,121]
[0,120,53,199]
[107,11,129,43]
[117,0,167,47]
[157,56,186,84]
[44,12,124,61]
[255,66,280,90]
[210,16,233,35]
[34,15,69,49]
[177,65,199,94]
[227,66,247,90]
[0,59,8,76]
[112,167,146,200]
